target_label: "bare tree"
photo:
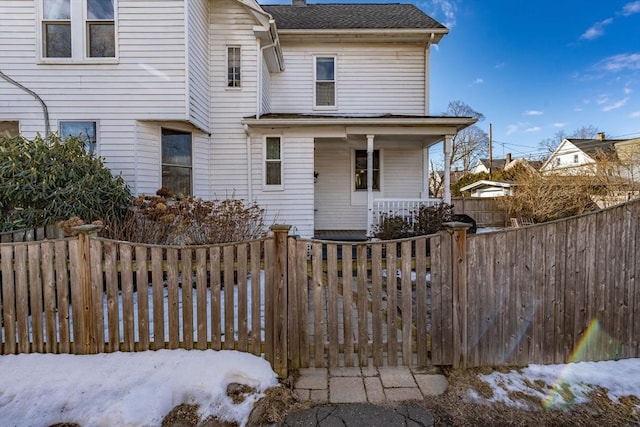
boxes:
[539,125,600,153]
[444,100,489,172]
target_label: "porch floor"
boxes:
[313,230,368,241]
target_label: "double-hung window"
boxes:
[162,129,192,197]
[227,46,241,88]
[42,0,116,60]
[59,121,97,153]
[354,150,380,191]
[265,137,282,187]
[314,56,336,108]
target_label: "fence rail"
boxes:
[1,199,639,374]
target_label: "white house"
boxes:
[0,0,475,238]
[540,133,624,175]
[459,180,514,198]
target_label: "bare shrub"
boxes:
[108,195,269,245]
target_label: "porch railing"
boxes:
[371,198,441,234]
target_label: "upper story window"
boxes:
[42,0,116,60]
[354,150,380,191]
[162,129,192,197]
[59,121,97,153]
[573,154,579,163]
[315,56,336,108]
[265,137,282,187]
[227,46,241,88]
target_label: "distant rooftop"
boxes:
[261,3,446,30]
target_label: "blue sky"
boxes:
[261,0,640,160]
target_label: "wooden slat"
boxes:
[327,243,339,367]
[613,206,626,358]
[532,226,546,364]
[582,215,597,360]
[513,228,529,366]
[342,243,354,367]
[237,244,248,352]
[491,231,507,365]
[166,248,179,349]
[415,237,427,367]
[104,242,119,352]
[210,246,222,350]
[89,240,104,352]
[371,243,384,366]
[224,245,235,350]
[357,244,369,367]
[263,239,274,362]
[182,248,194,350]
[385,242,397,366]
[135,246,150,351]
[552,221,567,363]
[429,235,443,364]
[41,242,57,353]
[542,224,557,364]
[400,241,412,366]
[297,240,309,367]
[563,220,577,361]
[120,244,135,352]
[28,244,44,353]
[67,240,81,354]
[287,238,300,368]
[312,242,324,367]
[195,248,208,350]
[1,245,16,354]
[151,247,165,350]
[631,202,640,357]
[466,234,480,367]
[250,241,262,356]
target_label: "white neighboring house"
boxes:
[0,0,475,238]
[540,133,624,175]
[459,180,514,198]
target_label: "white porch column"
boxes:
[422,144,430,198]
[366,134,375,236]
[443,134,453,204]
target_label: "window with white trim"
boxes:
[227,46,241,88]
[42,0,115,59]
[314,56,335,107]
[162,128,192,197]
[59,121,97,153]
[573,154,579,163]
[265,137,282,187]
[354,150,380,191]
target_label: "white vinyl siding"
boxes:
[260,55,272,114]
[186,0,210,131]
[271,42,426,115]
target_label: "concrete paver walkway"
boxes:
[293,365,448,404]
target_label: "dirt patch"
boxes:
[421,368,640,426]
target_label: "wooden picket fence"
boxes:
[1,199,639,376]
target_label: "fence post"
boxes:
[72,224,102,355]
[270,224,291,378]
[443,221,471,369]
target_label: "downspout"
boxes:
[244,124,253,201]
[0,70,51,135]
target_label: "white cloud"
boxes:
[580,18,614,40]
[574,106,584,112]
[470,77,484,86]
[596,95,609,105]
[553,122,567,128]
[624,87,633,94]
[630,111,640,118]
[422,0,457,28]
[622,1,640,16]
[602,97,629,112]
[525,127,541,133]
[506,124,519,135]
[524,110,543,116]
[494,62,506,70]
[596,53,640,71]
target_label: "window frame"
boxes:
[227,45,242,89]
[161,128,193,197]
[354,149,381,191]
[59,120,98,154]
[313,55,337,110]
[39,0,118,63]
[263,136,283,190]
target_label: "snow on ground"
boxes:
[0,350,278,427]
[0,353,638,426]
[473,358,640,409]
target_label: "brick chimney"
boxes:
[597,132,605,141]
[505,152,512,165]
[292,0,306,6]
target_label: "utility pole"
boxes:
[488,123,493,175]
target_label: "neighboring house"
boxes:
[0,0,475,238]
[540,133,624,175]
[459,180,514,198]
[471,152,542,175]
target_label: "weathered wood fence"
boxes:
[1,199,638,376]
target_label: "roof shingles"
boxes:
[261,3,446,30]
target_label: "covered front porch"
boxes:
[242,114,475,238]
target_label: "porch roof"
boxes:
[242,113,476,145]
